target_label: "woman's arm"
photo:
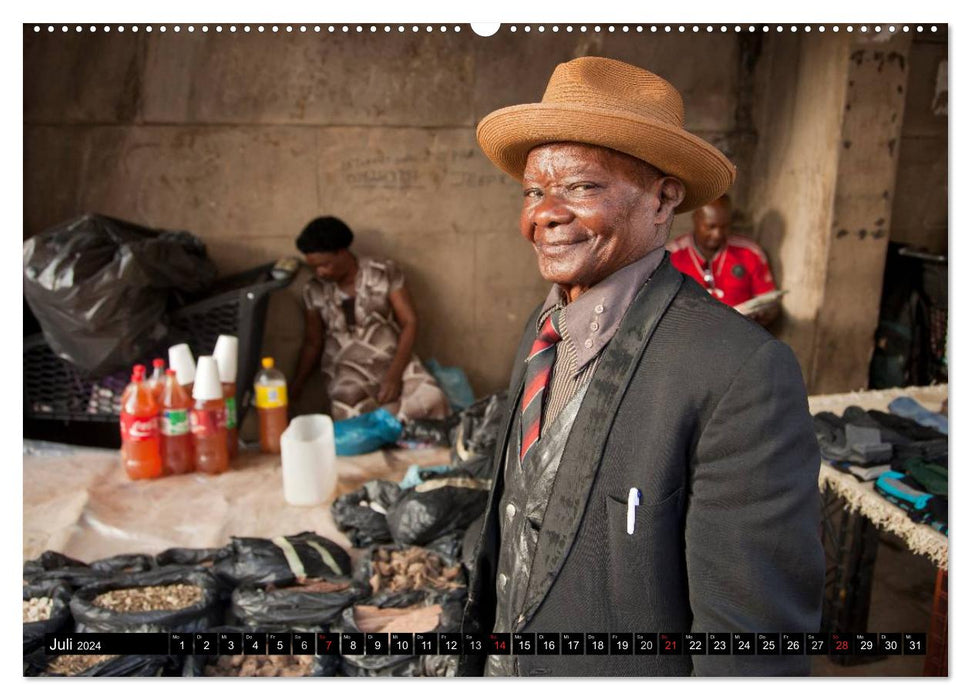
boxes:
[379,285,419,403]
[291,307,325,402]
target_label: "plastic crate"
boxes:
[24,262,294,426]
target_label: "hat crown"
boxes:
[542,57,685,128]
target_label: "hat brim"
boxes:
[476,103,736,213]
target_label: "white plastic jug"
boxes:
[280,414,337,506]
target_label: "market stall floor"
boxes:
[23,443,452,564]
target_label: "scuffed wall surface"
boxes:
[24,28,743,398]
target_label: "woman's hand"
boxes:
[377,372,403,404]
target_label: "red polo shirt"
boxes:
[667,234,777,307]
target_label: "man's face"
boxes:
[692,200,731,258]
[305,251,346,281]
[520,143,663,300]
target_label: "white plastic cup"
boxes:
[192,356,224,401]
[280,414,337,506]
[168,343,196,387]
[213,335,239,383]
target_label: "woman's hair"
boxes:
[296,216,354,253]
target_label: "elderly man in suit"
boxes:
[461,57,824,676]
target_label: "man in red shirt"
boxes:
[668,195,780,326]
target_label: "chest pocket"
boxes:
[604,487,686,622]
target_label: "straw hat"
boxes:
[476,56,736,213]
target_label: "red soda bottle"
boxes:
[160,369,194,475]
[119,364,163,480]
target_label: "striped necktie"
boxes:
[520,309,563,463]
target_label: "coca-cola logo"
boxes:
[122,415,159,441]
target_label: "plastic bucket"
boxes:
[280,414,337,506]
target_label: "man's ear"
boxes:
[655,176,686,225]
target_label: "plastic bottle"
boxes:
[254,357,289,454]
[160,369,194,475]
[190,356,229,475]
[148,358,166,403]
[119,364,163,480]
[213,335,239,459]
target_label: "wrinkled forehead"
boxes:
[523,142,658,182]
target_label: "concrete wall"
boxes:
[24,27,744,402]
[889,33,948,254]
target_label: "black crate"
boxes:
[24,262,294,441]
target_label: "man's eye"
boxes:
[570,182,597,191]
[523,188,542,198]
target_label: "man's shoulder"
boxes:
[726,235,770,263]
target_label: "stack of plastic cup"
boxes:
[168,343,197,389]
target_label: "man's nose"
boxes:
[532,193,573,228]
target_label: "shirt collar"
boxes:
[536,246,666,374]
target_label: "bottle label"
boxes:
[190,407,227,437]
[162,409,190,436]
[120,414,159,442]
[255,385,288,409]
[225,396,238,429]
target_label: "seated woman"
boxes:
[291,216,451,422]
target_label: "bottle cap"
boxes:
[213,335,239,383]
[262,357,275,370]
[165,369,176,377]
[193,356,224,401]
[132,364,146,381]
[168,344,196,386]
[152,358,165,369]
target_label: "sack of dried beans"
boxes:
[23,581,72,654]
[70,568,223,633]
[213,532,351,588]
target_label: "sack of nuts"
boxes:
[70,568,223,633]
[231,575,369,629]
[23,581,72,654]
[355,544,466,608]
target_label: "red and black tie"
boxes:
[520,309,563,463]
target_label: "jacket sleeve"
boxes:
[686,338,823,676]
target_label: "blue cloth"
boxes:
[426,359,475,411]
[334,408,403,455]
[888,396,948,435]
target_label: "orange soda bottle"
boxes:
[190,356,229,474]
[255,357,289,454]
[119,364,163,480]
[160,369,194,475]
[148,358,166,403]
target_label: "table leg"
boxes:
[923,568,947,676]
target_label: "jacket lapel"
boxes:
[517,255,683,629]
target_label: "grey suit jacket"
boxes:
[460,255,824,676]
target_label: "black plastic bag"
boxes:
[70,568,224,633]
[331,481,402,547]
[333,593,464,677]
[23,213,217,375]
[23,646,179,677]
[450,392,506,466]
[231,576,369,628]
[89,553,155,575]
[213,532,351,588]
[23,581,72,655]
[386,475,491,546]
[154,546,229,568]
[398,416,459,448]
[182,625,340,677]
[23,550,113,590]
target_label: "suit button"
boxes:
[498,573,508,589]
[595,304,604,314]
[505,503,516,519]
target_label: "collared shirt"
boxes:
[667,234,776,308]
[537,246,666,429]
